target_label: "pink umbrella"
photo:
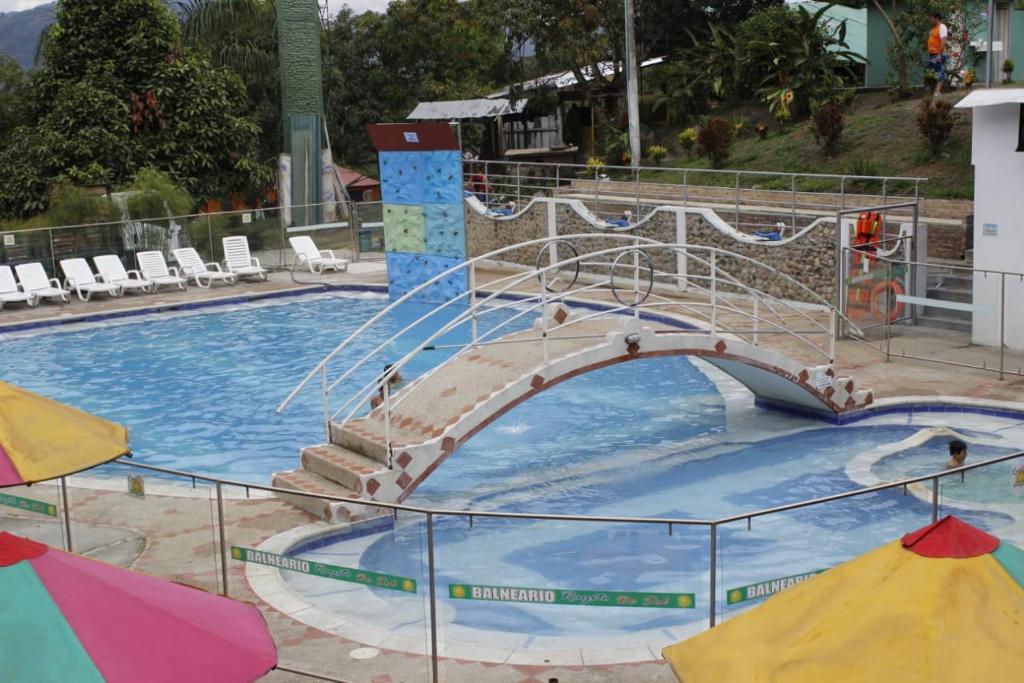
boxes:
[0,532,277,681]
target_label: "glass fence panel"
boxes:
[716,486,940,626]
[940,456,1024,546]
[430,515,707,678]
[0,479,67,549]
[220,488,432,683]
[68,462,221,591]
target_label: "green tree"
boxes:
[323,1,507,167]
[0,0,268,218]
[0,56,29,144]
[182,0,280,164]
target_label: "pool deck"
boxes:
[2,263,1024,682]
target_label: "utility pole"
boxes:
[986,0,996,87]
[624,0,641,169]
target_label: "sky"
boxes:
[0,0,392,14]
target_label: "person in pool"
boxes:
[370,364,403,409]
[946,439,967,469]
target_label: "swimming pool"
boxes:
[279,381,1024,648]
[5,290,1024,651]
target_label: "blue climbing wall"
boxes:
[368,124,467,304]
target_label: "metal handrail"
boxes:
[278,233,843,414]
[279,237,853,445]
[86,441,1024,681]
[463,158,927,186]
[109,448,1024,527]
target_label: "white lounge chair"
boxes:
[222,236,267,281]
[137,251,187,291]
[0,265,36,309]
[94,255,154,295]
[289,235,349,274]
[172,247,237,288]
[60,258,122,302]
[15,262,70,304]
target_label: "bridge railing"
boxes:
[278,234,858,453]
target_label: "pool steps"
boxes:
[299,444,388,492]
[272,468,385,522]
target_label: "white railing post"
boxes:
[469,263,478,347]
[633,239,641,318]
[710,252,718,334]
[753,297,759,346]
[383,378,392,468]
[829,308,837,365]
[320,367,330,441]
[540,270,550,363]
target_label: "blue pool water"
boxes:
[0,292,522,483]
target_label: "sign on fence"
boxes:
[448,583,695,609]
[0,492,57,517]
[726,569,827,605]
[230,546,417,593]
[127,474,145,499]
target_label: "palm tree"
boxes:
[182,0,277,83]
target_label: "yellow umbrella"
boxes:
[663,516,1024,682]
[0,381,129,486]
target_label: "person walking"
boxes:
[927,11,949,96]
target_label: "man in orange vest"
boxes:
[927,11,949,96]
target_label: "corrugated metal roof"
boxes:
[955,89,1024,108]
[406,98,526,120]
[488,56,666,98]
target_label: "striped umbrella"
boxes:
[0,532,277,681]
[663,516,1024,682]
[0,381,129,486]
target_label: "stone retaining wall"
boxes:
[466,200,837,304]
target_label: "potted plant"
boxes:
[1003,58,1015,83]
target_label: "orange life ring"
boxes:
[870,280,905,322]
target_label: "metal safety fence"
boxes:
[1,449,1021,683]
[464,159,924,235]
[0,201,386,283]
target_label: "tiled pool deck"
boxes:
[2,264,1024,682]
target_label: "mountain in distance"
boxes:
[0,1,191,70]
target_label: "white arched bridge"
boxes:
[276,235,873,521]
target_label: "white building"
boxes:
[955,89,1024,350]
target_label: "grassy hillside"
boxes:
[652,92,974,200]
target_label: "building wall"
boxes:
[970,102,1024,349]
[865,5,897,87]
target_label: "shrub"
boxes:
[696,117,734,169]
[811,101,844,154]
[754,121,769,139]
[585,156,607,173]
[1003,58,1015,83]
[124,168,193,222]
[46,183,120,227]
[916,99,958,155]
[677,127,698,156]
[733,118,748,139]
[647,144,668,165]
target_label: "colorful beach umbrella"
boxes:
[0,380,129,486]
[0,532,276,681]
[663,516,1024,682]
